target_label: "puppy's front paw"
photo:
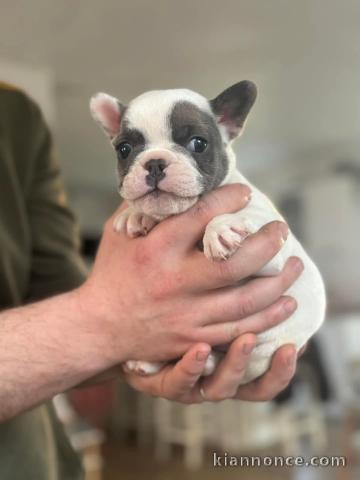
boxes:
[113,208,157,238]
[203,214,256,261]
[124,360,165,375]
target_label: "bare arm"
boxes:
[0,289,115,422]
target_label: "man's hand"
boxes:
[79,183,303,366]
[123,337,298,403]
[80,338,308,401]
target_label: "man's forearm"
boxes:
[0,289,116,422]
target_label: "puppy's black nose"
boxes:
[144,159,167,187]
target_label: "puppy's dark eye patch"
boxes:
[114,128,145,150]
[170,101,228,191]
[113,124,146,178]
[174,125,192,142]
[172,124,210,146]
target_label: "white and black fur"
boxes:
[90,81,326,384]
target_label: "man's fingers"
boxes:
[154,184,251,251]
[198,256,303,324]
[124,344,297,404]
[234,344,297,402]
[198,296,297,346]
[198,334,256,401]
[185,221,289,290]
[125,344,211,401]
[159,344,210,401]
[227,256,303,318]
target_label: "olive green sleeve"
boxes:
[25,99,88,301]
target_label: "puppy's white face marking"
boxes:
[90,82,257,219]
[125,89,213,147]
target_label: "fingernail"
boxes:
[196,350,209,361]
[241,184,251,197]
[279,222,289,242]
[243,343,255,355]
[244,192,252,203]
[283,298,297,314]
[293,258,304,273]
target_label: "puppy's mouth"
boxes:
[148,186,197,198]
[129,186,200,219]
[129,185,198,202]
[147,187,167,198]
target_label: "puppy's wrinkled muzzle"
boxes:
[120,147,202,200]
[119,147,203,218]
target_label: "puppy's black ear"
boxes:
[90,93,125,140]
[210,81,257,141]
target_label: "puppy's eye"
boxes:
[117,142,132,159]
[187,136,208,153]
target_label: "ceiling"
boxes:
[1,0,360,190]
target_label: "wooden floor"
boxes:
[101,429,357,480]
[102,440,290,480]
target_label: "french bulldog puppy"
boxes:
[90,81,326,384]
